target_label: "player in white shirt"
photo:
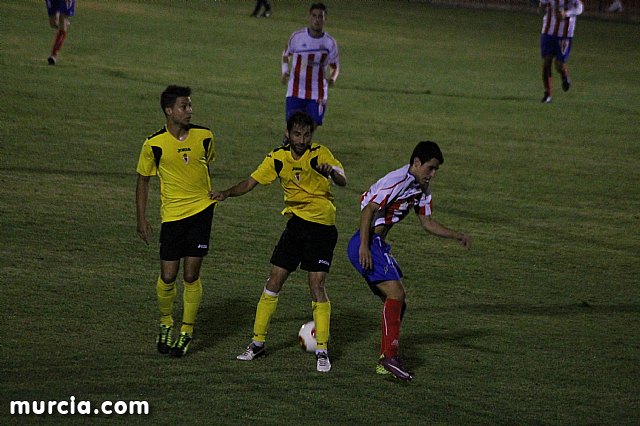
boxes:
[538,0,584,103]
[347,141,471,381]
[281,3,339,129]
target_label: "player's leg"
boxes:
[540,34,555,103]
[555,38,572,92]
[170,205,214,357]
[299,219,336,372]
[48,1,73,64]
[376,281,412,381]
[237,265,289,361]
[156,259,179,354]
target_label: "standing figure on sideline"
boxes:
[136,86,217,358]
[538,0,584,103]
[347,141,471,381]
[45,0,75,65]
[281,3,339,130]
[209,112,346,373]
[251,0,272,17]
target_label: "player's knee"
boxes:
[160,273,178,284]
[183,272,200,284]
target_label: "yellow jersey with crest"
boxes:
[251,143,344,226]
[137,124,216,222]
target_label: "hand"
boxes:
[208,190,228,201]
[314,163,333,178]
[281,72,290,85]
[359,245,373,270]
[458,233,472,250]
[328,77,336,87]
[137,219,152,245]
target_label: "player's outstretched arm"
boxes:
[419,214,471,250]
[209,177,259,201]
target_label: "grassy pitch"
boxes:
[1,0,639,423]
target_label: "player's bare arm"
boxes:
[419,214,471,249]
[281,50,291,85]
[327,63,339,86]
[135,174,153,245]
[209,177,259,201]
[358,202,380,269]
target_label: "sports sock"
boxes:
[156,277,176,327]
[252,288,279,343]
[51,29,67,58]
[312,301,331,351]
[382,299,403,358]
[181,278,203,335]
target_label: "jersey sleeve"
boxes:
[250,153,279,185]
[205,131,216,164]
[136,140,157,177]
[414,192,433,217]
[318,146,344,175]
[328,38,339,66]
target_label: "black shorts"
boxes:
[159,204,215,261]
[270,215,338,273]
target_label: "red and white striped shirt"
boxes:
[540,0,583,38]
[284,28,339,102]
[360,165,432,228]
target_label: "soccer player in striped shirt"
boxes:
[136,86,217,358]
[209,112,346,373]
[281,3,339,128]
[45,0,75,65]
[347,141,471,381]
[538,0,584,103]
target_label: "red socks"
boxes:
[51,30,67,58]
[381,299,403,358]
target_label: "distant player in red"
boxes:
[538,0,584,103]
[281,3,339,128]
[347,141,471,381]
[45,0,76,65]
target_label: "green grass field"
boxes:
[1,0,639,423]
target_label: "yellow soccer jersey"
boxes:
[251,143,344,226]
[137,125,216,222]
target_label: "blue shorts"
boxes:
[540,34,572,63]
[347,230,403,297]
[286,97,325,126]
[46,0,76,17]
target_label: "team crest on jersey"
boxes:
[295,172,301,182]
[183,153,189,165]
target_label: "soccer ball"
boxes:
[297,321,317,352]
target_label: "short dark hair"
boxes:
[410,141,444,165]
[160,85,191,114]
[310,2,327,13]
[287,111,316,133]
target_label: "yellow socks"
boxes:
[156,277,177,327]
[312,301,331,351]
[181,278,203,335]
[252,289,279,343]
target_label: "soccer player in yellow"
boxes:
[136,85,216,358]
[209,112,346,373]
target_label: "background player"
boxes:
[538,0,584,103]
[209,112,346,373]
[281,3,339,129]
[136,85,217,358]
[347,141,471,381]
[45,0,75,65]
